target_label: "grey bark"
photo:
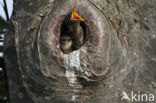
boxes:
[4,0,156,103]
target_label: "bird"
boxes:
[60,8,87,53]
[69,8,85,50]
[60,35,73,54]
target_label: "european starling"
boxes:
[60,35,72,54]
[70,8,85,50]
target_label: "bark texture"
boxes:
[4,0,156,103]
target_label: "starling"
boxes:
[70,8,85,50]
[60,35,72,54]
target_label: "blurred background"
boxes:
[0,0,13,102]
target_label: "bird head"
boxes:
[60,35,72,44]
[71,8,84,21]
[60,35,73,54]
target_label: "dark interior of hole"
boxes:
[59,13,89,54]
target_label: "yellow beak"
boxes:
[71,8,84,21]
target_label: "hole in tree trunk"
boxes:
[59,13,89,54]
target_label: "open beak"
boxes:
[71,8,84,21]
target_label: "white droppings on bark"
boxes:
[65,70,77,86]
[56,44,60,48]
[72,95,77,101]
[66,50,80,70]
[65,50,80,86]
[65,50,81,101]
[152,34,156,39]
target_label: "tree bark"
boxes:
[4,0,156,103]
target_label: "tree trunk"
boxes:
[4,0,156,103]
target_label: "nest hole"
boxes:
[59,15,89,54]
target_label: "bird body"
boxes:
[60,35,72,54]
[69,8,85,49]
[71,21,84,49]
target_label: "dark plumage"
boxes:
[68,20,85,49]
